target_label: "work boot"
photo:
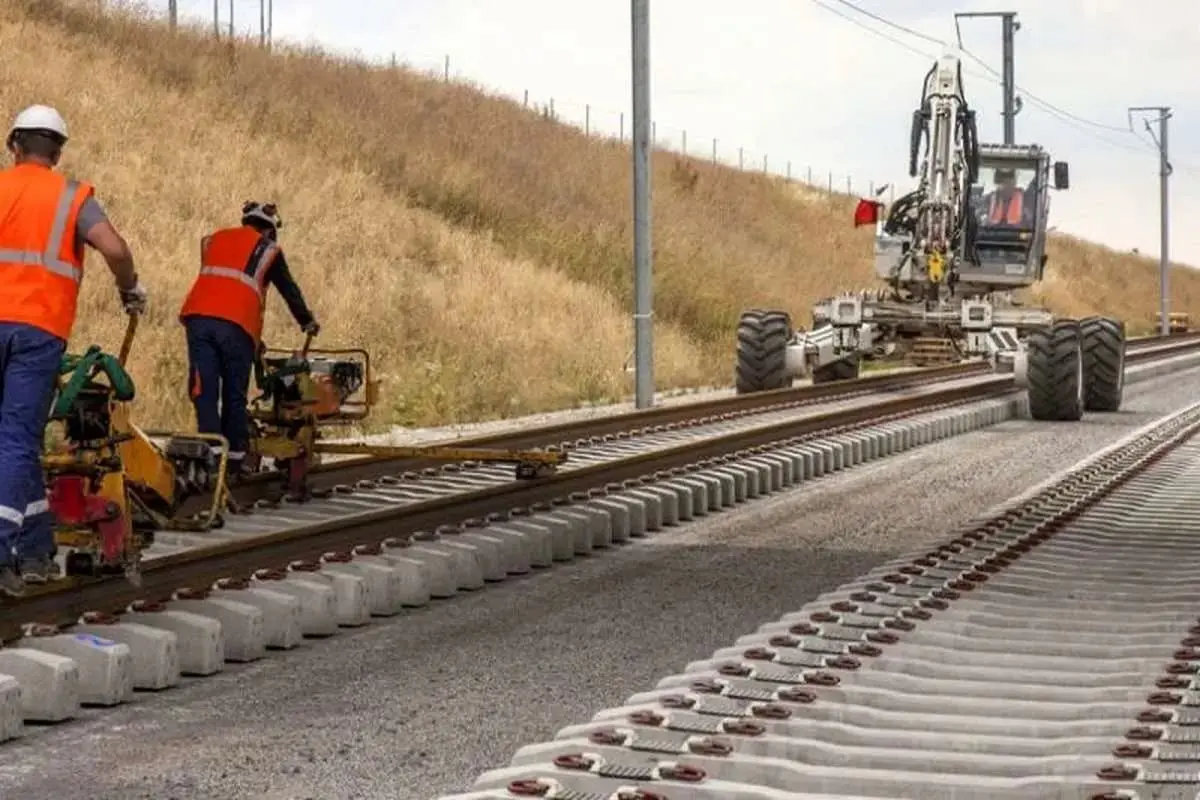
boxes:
[228,457,258,485]
[19,555,62,585]
[0,564,25,597]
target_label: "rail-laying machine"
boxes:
[38,317,564,587]
[735,51,1126,421]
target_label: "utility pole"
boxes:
[213,0,219,37]
[260,0,265,45]
[168,0,177,30]
[953,11,1022,144]
[631,0,654,408]
[1129,106,1173,336]
[229,0,234,38]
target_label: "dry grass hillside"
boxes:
[6,0,1200,431]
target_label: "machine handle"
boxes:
[118,313,139,367]
[300,332,314,360]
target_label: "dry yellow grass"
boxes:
[6,0,1200,431]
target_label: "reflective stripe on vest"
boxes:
[201,232,276,295]
[0,179,84,284]
[196,264,266,297]
[0,165,91,340]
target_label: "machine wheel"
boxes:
[811,356,861,384]
[1026,319,1084,422]
[1080,315,1125,412]
[735,309,792,394]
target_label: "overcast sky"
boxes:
[176,0,1200,267]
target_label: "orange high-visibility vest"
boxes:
[988,190,1024,225]
[0,163,94,341]
[179,225,280,343]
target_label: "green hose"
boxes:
[50,345,137,419]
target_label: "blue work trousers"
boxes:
[0,322,66,567]
[184,316,256,459]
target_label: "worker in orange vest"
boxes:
[179,201,319,480]
[0,105,145,597]
[984,167,1028,227]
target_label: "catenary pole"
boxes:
[954,11,1022,144]
[1129,106,1173,336]
[631,0,654,408]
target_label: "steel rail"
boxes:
[10,338,1197,638]
[203,362,990,509]
[1,378,1017,644]
[194,332,1200,510]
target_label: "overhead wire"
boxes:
[811,0,1170,163]
[954,49,1158,156]
[807,0,996,86]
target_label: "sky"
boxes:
[175,0,1200,267]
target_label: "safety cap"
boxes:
[241,200,282,231]
[9,105,68,142]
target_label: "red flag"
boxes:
[854,198,881,227]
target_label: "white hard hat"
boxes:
[9,105,68,142]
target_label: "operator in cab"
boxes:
[982,167,1029,227]
[0,105,146,596]
[179,201,319,482]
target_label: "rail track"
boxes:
[438,392,1200,800]
[0,334,1197,749]
[197,332,1200,510]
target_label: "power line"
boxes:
[808,0,934,59]
[809,0,1168,161]
[956,48,1140,138]
[807,0,996,86]
[823,0,944,46]
[959,47,1157,155]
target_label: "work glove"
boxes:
[118,281,147,315]
[301,320,320,337]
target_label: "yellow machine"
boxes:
[43,316,229,584]
[244,335,567,501]
[1162,311,1190,334]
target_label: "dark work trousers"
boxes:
[0,321,66,567]
[184,315,256,461]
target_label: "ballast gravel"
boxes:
[5,367,1200,800]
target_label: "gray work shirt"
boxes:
[74,195,108,251]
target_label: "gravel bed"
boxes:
[5,367,1199,800]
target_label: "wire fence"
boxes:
[159,4,896,202]
[391,53,897,203]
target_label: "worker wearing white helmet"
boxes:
[0,104,146,596]
[179,201,319,481]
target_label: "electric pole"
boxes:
[631,0,654,408]
[1129,106,1173,336]
[168,0,177,30]
[954,11,1022,144]
[213,0,219,37]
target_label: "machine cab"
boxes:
[963,144,1068,288]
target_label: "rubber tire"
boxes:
[735,309,792,394]
[812,356,861,384]
[1080,315,1125,412]
[1026,319,1085,422]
